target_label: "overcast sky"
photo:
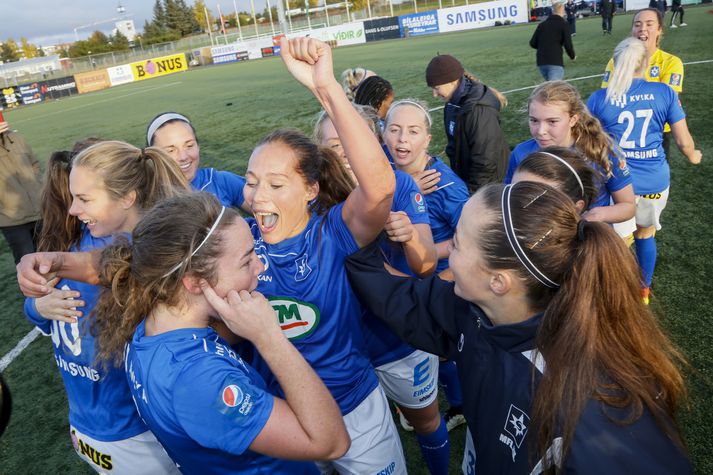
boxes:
[3,0,260,47]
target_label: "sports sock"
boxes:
[415,416,450,475]
[438,361,463,407]
[635,236,657,287]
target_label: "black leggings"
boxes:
[670,7,684,25]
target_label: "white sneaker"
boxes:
[680,23,687,26]
[670,24,677,28]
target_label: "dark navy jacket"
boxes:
[345,242,693,474]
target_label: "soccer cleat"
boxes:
[445,406,466,432]
[670,24,678,28]
[396,406,414,432]
[680,23,687,26]
[642,287,650,305]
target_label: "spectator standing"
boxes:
[601,0,615,34]
[529,2,576,81]
[565,0,578,35]
[0,119,42,264]
[425,54,510,193]
[669,0,686,27]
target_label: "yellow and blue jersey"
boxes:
[602,48,683,132]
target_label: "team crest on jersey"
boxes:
[499,404,529,461]
[269,297,321,340]
[411,192,427,213]
[669,73,681,86]
[222,384,244,407]
[294,254,312,282]
[603,71,610,83]
[649,66,660,78]
[448,120,455,135]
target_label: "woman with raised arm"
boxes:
[587,37,701,304]
[241,37,404,474]
[93,192,348,474]
[23,140,187,473]
[346,182,692,474]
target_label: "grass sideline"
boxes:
[1,8,712,473]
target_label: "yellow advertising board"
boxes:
[130,53,188,81]
[74,69,111,94]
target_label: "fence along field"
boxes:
[0,9,712,473]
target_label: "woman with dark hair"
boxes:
[512,146,601,213]
[353,75,395,121]
[93,192,348,473]
[425,54,509,193]
[346,181,692,474]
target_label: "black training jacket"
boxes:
[345,242,693,475]
[443,78,509,194]
[529,14,576,66]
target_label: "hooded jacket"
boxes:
[0,131,42,227]
[443,77,510,194]
[345,242,693,475]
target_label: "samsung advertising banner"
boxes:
[364,17,401,42]
[438,0,528,33]
[399,11,440,37]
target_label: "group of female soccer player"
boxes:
[15,7,700,475]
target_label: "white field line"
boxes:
[3,58,713,370]
[427,59,713,113]
[0,327,41,372]
[10,81,183,125]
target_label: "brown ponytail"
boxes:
[475,183,687,467]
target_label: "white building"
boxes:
[114,19,136,41]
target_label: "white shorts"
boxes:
[376,350,439,409]
[634,187,669,230]
[70,426,179,474]
[316,386,407,475]
[461,427,476,475]
[613,216,637,238]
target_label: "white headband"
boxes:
[536,151,585,198]
[386,100,433,128]
[162,206,227,278]
[146,112,190,145]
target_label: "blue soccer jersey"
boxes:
[424,157,469,273]
[125,322,317,475]
[587,79,686,194]
[248,203,379,415]
[23,227,147,441]
[366,170,430,367]
[504,138,632,210]
[192,167,246,209]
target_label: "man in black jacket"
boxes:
[600,0,615,34]
[529,2,576,81]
